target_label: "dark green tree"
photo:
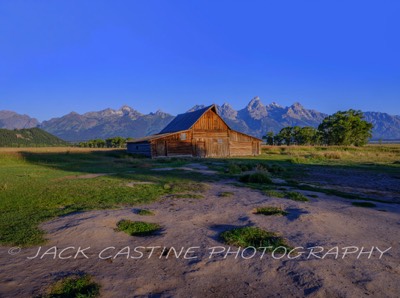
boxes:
[262,131,275,145]
[276,127,294,145]
[106,136,127,148]
[295,126,319,145]
[318,109,373,146]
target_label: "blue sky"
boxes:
[0,0,399,121]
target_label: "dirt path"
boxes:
[1,182,399,297]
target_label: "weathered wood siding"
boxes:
[127,142,151,156]
[191,111,231,157]
[192,115,229,158]
[192,109,228,131]
[229,131,260,156]
[150,131,193,157]
[195,137,229,157]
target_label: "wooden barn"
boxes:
[126,105,261,158]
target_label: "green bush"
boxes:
[116,220,162,236]
[263,190,285,198]
[220,226,289,251]
[43,274,100,298]
[239,172,272,184]
[137,209,155,216]
[226,163,242,174]
[285,191,309,202]
[218,191,234,197]
[253,206,288,216]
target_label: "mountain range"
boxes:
[0,110,39,129]
[1,97,399,141]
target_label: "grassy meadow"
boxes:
[0,145,399,246]
[261,144,400,166]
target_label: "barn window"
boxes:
[136,146,139,150]
[218,138,223,144]
[180,133,187,140]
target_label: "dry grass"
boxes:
[261,144,400,165]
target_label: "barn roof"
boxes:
[159,105,220,134]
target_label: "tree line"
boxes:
[77,136,132,148]
[263,110,373,146]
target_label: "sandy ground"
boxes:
[1,177,399,298]
[301,166,400,203]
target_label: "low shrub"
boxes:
[284,191,309,202]
[226,162,254,174]
[116,220,162,236]
[218,191,234,197]
[239,172,272,184]
[263,190,285,198]
[253,206,288,216]
[226,163,242,174]
[137,209,155,216]
[220,226,289,251]
[42,274,100,298]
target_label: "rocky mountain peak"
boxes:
[266,102,283,109]
[290,102,304,109]
[120,105,133,112]
[247,96,262,107]
[285,102,314,119]
[244,96,267,119]
[150,110,169,118]
[117,105,142,119]
[0,110,39,129]
[187,105,206,112]
[218,103,237,119]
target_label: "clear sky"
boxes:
[0,0,399,121]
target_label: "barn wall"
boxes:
[127,142,151,157]
[192,109,230,157]
[192,109,228,131]
[229,141,252,156]
[192,137,229,157]
[191,111,261,157]
[229,131,261,156]
[151,131,193,157]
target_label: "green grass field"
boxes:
[0,148,210,246]
[0,145,399,246]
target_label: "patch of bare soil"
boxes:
[125,181,156,187]
[152,163,217,175]
[1,182,399,297]
[300,166,400,203]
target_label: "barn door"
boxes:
[156,141,166,157]
[209,138,229,157]
[195,141,206,157]
[252,141,258,155]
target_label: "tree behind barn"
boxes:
[318,109,373,146]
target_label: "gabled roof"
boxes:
[159,105,222,134]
